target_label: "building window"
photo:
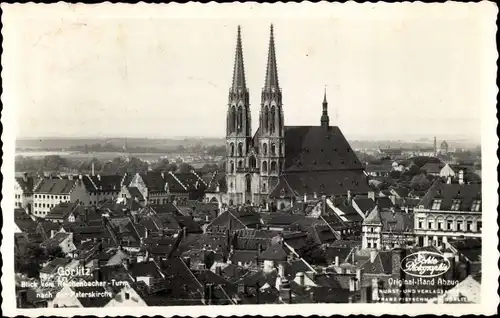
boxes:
[270,161,277,173]
[456,220,464,231]
[427,220,434,230]
[230,161,235,173]
[238,161,243,169]
[471,200,481,212]
[450,200,461,211]
[262,183,267,192]
[263,143,268,156]
[238,143,243,157]
[125,292,130,300]
[431,199,442,210]
[271,144,276,156]
[477,221,482,231]
[437,219,444,230]
[262,161,268,173]
[418,219,424,229]
[367,242,372,248]
[466,220,473,232]
[370,228,374,233]
[447,219,453,230]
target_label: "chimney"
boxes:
[335,256,340,267]
[370,250,377,263]
[91,162,95,176]
[161,172,165,179]
[184,256,191,269]
[215,265,222,277]
[309,290,315,302]
[182,226,187,238]
[50,230,57,238]
[79,174,83,180]
[303,193,307,203]
[349,277,357,292]
[347,190,352,203]
[145,229,149,239]
[368,191,375,201]
[297,272,305,286]
[356,268,363,290]
[458,170,464,185]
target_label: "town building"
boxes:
[413,182,482,247]
[14,173,39,212]
[32,176,89,217]
[222,25,369,207]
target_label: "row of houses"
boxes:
[14,171,211,217]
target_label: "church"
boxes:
[210,25,371,209]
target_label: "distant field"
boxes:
[16,137,225,150]
[16,151,169,162]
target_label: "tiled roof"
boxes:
[260,212,306,226]
[259,243,289,261]
[365,163,393,173]
[364,206,382,225]
[375,197,395,210]
[149,203,182,215]
[283,126,364,172]
[269,176,299,199]
[325,247,353,264]
[40,258,72,274]
[15,175,37,193]
[40,232,71,249]
[127,187,144,201]
[390,186,411,198]
[14,209,37,233]
[82,175,122,193]
[45,201,80,220]
[421,162,444,174]
[173,172,207,191]
[271,170,370,198]
[353,197,376,215]
[129,261,163,279]
[140,172,168,192]
[34,179,77,194]
[418,182,482,211]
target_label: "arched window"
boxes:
[263,107,269,132]
[230,143,235,156]
[263,143,268,156]
[271,161,277,173]
[271,144,276,156]
[229,199,234,206]
[279,202,286,210]
[249,156,256,168]
[270,106,276,133]
[237,106,243,133]
[262,161,268,173]
[246,175,252,193]
[238,143,243,157]
[238,160,243,169]
[230,106,236,133]
[230,161,235,173]
[262,183,267,192]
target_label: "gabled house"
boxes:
[40,232,76,255]
[32,176,89,218]
[14,173,39,212]
[81,174,123,206]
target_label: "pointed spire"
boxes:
[264,24,279,90]
[321,87,330,128]
[231,25,246,92]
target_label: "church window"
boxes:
[271,144,276,156]
[230,143,235,156]
[263,107,269,132]
[249,156,256,169]
[270,106,276,133]
[230,161,235,173]
[230,106,236,133]
[270,161,277,173]
[263,143,268,156]
[238,143,243,157]
[238,160,243,169]
[237,107,243,133]
[262,161,268,173]
[262,183,267,192]
[245,175,252,193]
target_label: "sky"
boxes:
[3,2,495,142]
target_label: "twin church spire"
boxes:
[229,24,330,130]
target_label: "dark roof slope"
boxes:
[283,126,364,172]
[34,179,76,194]
[419,183,482,211]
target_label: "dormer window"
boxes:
[450,199,461,211]
[431,199,442,210]
[471,200,481,212]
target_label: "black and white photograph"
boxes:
[1,2,498,316]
